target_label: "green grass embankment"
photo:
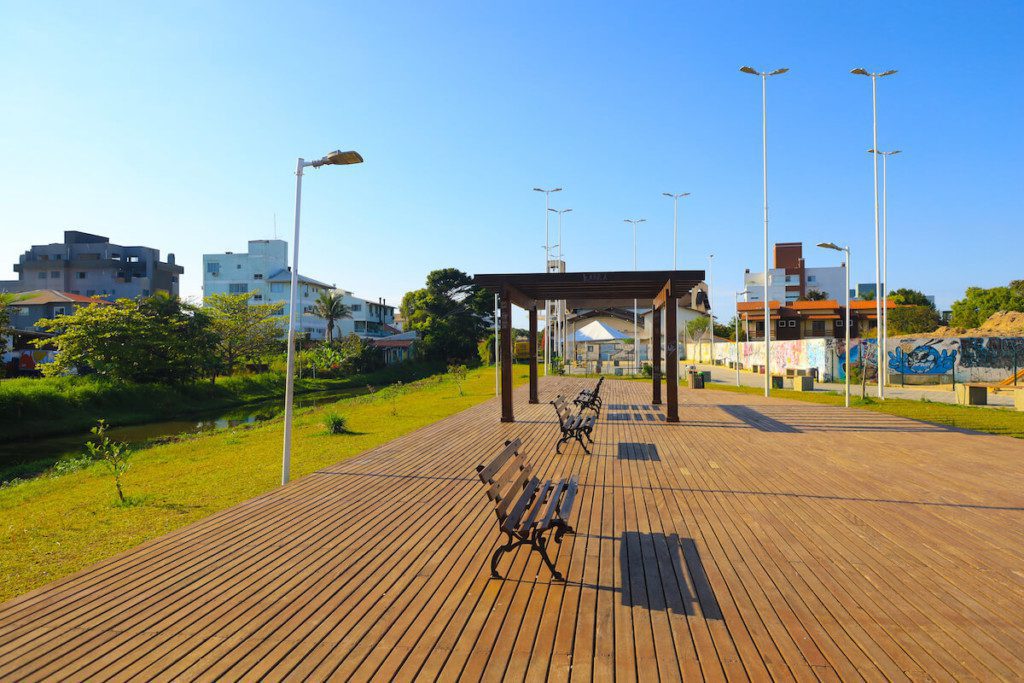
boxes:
[0,365,528,602]
[0,361,446,443]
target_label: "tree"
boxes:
[204,292,285,376]
[312,290,352,344]
[401,268,490,362]
[0,293,17,357]
[797,288,830,302]
[35,294,215,383]
[686,316,709,339]
[950,283,1024,329]
[724,316,748,341]
[887,305,941,335]
[889,288,934,308]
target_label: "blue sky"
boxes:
[2,2,1021,324]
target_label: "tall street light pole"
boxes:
[741,65,788,397]
[534,187,562,376]
[735,289,750,386]
[282,149,363,485]
[707,253,715,367]
[624,218,646,374]
[818,242,852,408]
[662,192,691,270]
[549,207,572,362]
[869,148,901,391]
[851,67,896,398]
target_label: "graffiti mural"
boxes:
[888,342,957,375]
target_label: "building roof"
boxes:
[849,299,896,310]
[788,299,840,310]
[265,269,333,289]
[14,290,111,306]
[474,270,707,310]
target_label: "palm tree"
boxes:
[312,290,352,344]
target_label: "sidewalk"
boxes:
[688,362,1018,408]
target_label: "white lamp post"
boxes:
[735,289,749,385]
[707,253,715,368]
[624,218,646,374]
[282,149,363,485]
[740,65,788,397]
[662,192,691,270]
[868,148,901,391]
[534,187,562,375]
[851,67,896,398]
[549,207,572,362]
[818,242,852,408]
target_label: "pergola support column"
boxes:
[500,288,514,422]
[665,295,679,422]
[652,305,662,405]
[528,305,539,404]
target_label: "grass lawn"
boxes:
[705,382,1024,439]
[0,365,526,603]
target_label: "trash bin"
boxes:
[701,371,711,382]
[689,371,704,389]
[771,375,785,389]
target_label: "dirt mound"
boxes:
[919,311,1024,338]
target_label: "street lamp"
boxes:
[534,187,562,375]
[740,65,788,397]
[868,148,901,391]
[707,253,715,368]
[282,149,363,485]
[624,218,646,374]
[734,289,750,386]
[549,207,572,361]
[851,67,896,399]
[818,242,852,408]
[662,192,691,270]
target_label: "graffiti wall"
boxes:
[684,335,1024,384]
[2,349,57,375]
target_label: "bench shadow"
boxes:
[617,443,660,461]
[618,532,722,620]
[719,404,802,433]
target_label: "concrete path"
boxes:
[689,362,1019,408]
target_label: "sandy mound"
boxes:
[922,311,1024,337]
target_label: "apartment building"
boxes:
[10,230,182,299]
[737,299,896,341]
[202,239,395,340]
[743,242,846,305]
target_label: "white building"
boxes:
[202,239,395,341]
[743,242,847,305]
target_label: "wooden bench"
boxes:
[573,376,604,415]
[476,438,578,581]
[552,395,596,454]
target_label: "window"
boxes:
[253,273,263,280]
[14,306,29,316]
[80,253,100,260]
[53,306,68,316]
[54,254,62,261]
[40,254,49,261]
[126,256,140,263]
[236,264,242,269]
[51,271,60,278]
[38,271,47,279]
[76,272,86,279]
[350,304,362,312]
[355,321,367,332]
[836,319,844,327]
[778,320,785,327]
[252,293,263,301]
[206,262,220,274]
[788,320,797,327]
[229,283,248,294]
[807,275,817,283]
[811,321,826,336]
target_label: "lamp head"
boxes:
[817,242,841,251]
[739,66,759,75]
[319,150,363,166]
[880,69,898,77]
[850,67,869,76]
[769,68,789,76]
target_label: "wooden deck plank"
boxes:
[2,377,1023,681]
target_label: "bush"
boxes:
[447,364,468,395]
[85,420,133,504]
[641,363,653,377]
[323,412,349,434]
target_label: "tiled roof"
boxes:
[14,290,111,306]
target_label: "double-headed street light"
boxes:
[707,253,715,367]
[868,148,901,390]
[534,187,562,375]
[851,67,896,399]
[282,149,363,485]
[734,289,750,386]
[662,192,691,270]
[549,207,572,360]
[817,242,852,408]
[624,218,646,374]
[740,65,788,397]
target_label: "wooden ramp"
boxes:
[2,378,1024,681]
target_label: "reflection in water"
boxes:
[0,387,365,483]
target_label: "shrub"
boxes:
[323,412,349,434]
[85,420,133,504]
[447,364,468,395]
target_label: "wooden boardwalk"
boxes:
[2,378,1023,681]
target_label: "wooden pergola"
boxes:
[474,270,706,423]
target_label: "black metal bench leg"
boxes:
[553,519,575,544]
[576,433,590,454]
[491,532,521,579]
[533,534,565,582]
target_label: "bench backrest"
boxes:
[592,376,603,398]
[551,395,574,427]
[477,438,532,522]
